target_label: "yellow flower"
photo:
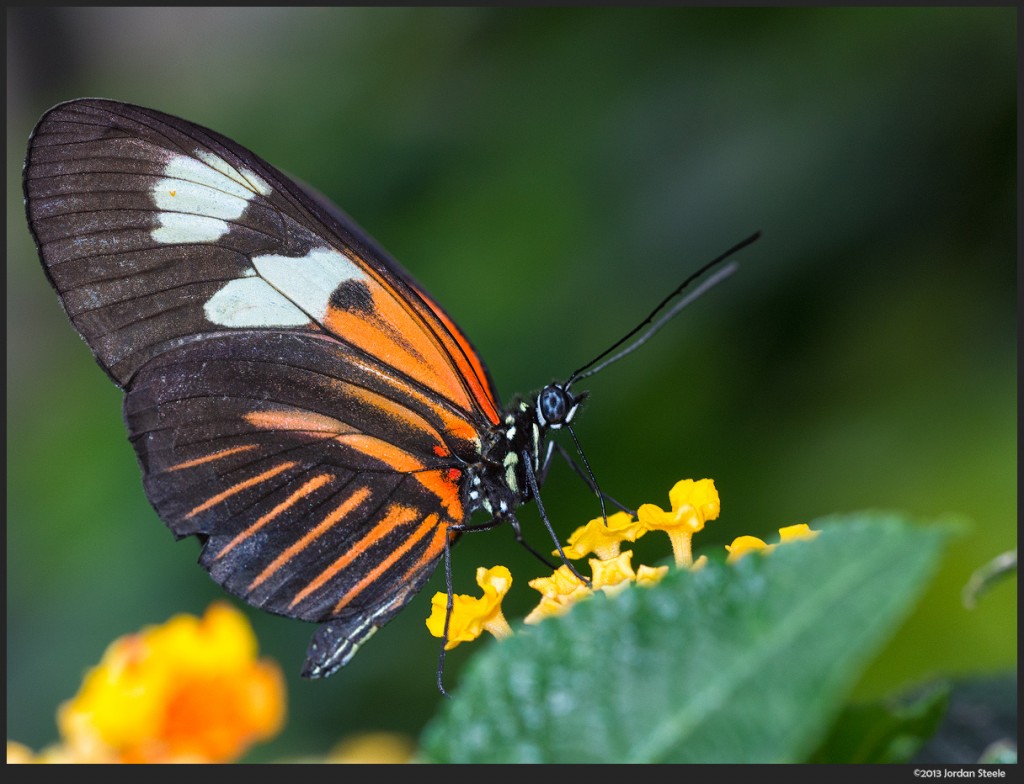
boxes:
[636,478,720,568]
[523,564,592,624]
[51,602,285,763]
[560,511,643,560]
[426,565,513,649]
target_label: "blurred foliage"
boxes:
[6,7,1015,762]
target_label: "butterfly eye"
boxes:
[538,384,572,428]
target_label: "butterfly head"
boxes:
[534,382,586,431]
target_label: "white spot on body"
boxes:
[504,451,518,490]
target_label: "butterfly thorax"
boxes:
[464,382,584,520]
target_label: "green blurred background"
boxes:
[6,8,1015,761]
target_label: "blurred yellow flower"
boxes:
[426,565,514,649]
[10,602,285,763]
[326,732,416,763]
[635,563,670,586]
[637,478,720,568]
[726,524,820,563]
[725,535,771,563]
[778,523,820,543]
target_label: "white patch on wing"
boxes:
[151,150,271,244]
[196,150,272,196]
[204,277,310,327]
[252,247,367,320]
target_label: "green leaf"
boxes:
[808,683,950,763]
[417,513,948,763]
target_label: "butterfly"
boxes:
[24,98,758,684]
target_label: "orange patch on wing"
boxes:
[215,473,333,560]
[247,485,372,591]
[413,468,463,520]
[166,443,259,472]
[412,286,501,425]
[184,461,295,519]
[288,503,421,610]
[329,513,442,615]
[324,287,471,412]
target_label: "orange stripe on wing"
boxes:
[247,485,372,591]
[288,502,421,610]
[336,433,425,472]
[166,443,259,472]
[335,434,463,519]
[324,349,482,447]
[214,473,333,560]
[398,519,449,585]
[244,408,358,435]
[345,385,449,451]
[329,512,443,615]
[184,461,296,519]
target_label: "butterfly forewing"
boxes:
[24,98,503,674]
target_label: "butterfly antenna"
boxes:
[568,231,761,385]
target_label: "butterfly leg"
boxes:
[437,531,455,697]
[450,515,558,570]
[521,452,590,587]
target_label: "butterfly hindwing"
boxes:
[24,98,504,674]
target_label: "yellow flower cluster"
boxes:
[427,478,819,649]
[8,603,285,764]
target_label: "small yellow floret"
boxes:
[523,565,592,624]
[560,511,643,560]
[726,524,820,563]
[726,535,770,563]
[590,551,637,597]
[778,523,820,543]
[425,565,513,649]
[637,478,720,567]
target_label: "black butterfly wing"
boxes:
[24,98,503,676]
